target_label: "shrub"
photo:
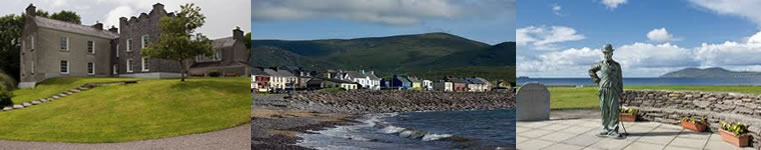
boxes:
[620,107,638,115]
[720,121,749,135]
[682,116,707,124]
[0,88,13,107]
[0,71,15,90]
[208,71,221,77]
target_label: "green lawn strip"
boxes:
[0,77,250,143]
[11,77,141,104]
[548,85,761,109]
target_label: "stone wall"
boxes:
[287,90,515,114]
[622,90,761,147]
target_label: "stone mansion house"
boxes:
[18,3,250,88]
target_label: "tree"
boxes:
[141,3,212,82]
[0,9,79,82]
[244,32,251,49]
[50,10,81,24]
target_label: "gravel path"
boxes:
[0,124,251,150]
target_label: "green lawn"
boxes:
[548,85,761,109]
[0,77,250,143]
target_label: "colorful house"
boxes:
[392,75,411,89]
[345,70,381,90]
[433,80,452,92]
[464,77,487,92]
[407,76,422,90]
[422,80,433,90]
[264,68,297,90]
[447,77,467,92]
[306,77,357,90]
[250,67,270,92]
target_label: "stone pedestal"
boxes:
[517,82,550,121]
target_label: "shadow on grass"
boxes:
[168,79,244,94]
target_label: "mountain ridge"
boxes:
[661,67,761,78]
[250,32,516,81]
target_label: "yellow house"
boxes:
[407,76,422,90]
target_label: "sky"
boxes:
[0,0,250,39]
[251,0,516,45]
[518,0,761,77]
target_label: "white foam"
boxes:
[382,125,406,134]
[421,133,453,141]
[399,130,416,138]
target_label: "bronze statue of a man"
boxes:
[588,44,623,138]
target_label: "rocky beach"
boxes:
[251,90,516,149]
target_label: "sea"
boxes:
[296,109,515,150]
[517,77,761,86]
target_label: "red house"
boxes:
[446,77,468,92]
[251,67,271,93]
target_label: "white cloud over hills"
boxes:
[251,0,515,25]
[519,26,761,77]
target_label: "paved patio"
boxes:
[517,118,756,150]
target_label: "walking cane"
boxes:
[619,98,628,137]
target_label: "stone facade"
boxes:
[19,4,118,88]
[622,90,761,148]
[116,3,183,78]
[18,3,247,88]
[189,28,251,77]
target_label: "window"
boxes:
[31,62,34,74]
[87,41,95,54]
[214,50,222,61]
[142,35,149,49]
[30,36,34,50]
[141,57,149,71]
[113,65,118,75]
[60,37,68,51]
[87,62,94,75]
[126,39,133,52]
[116,44,120,57]
[60,60,69,74]
[126,59,133,72]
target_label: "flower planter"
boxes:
[680,120,707,132]
[619,113,635,122]
[719,129,750,147]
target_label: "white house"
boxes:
[422,80,433,90]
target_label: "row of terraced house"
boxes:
[250,66,494,93]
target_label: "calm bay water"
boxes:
[296,109,515,150]
[517,77,761,86]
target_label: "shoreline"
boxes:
[251,91,516,149]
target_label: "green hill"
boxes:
[1,77,250,142]
[251,32,516,81]
[661,67,761,78]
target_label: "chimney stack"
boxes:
[233,26,243,40]
[92,22,103,30]
[108,26,119,33]
[26,4,36,17]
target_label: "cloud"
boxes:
[695,31,761,66]
[688,0,761,26]
[516,26,586,50]
[552,3,562,16]
[251,0,463,25]
[103,6,134,29]
[616,43,697,68]
[646,28,681,43]
[519,30,761,77]
[518,42,698,77]
[601,0,627,9]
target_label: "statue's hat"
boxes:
[602,44,614,53]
